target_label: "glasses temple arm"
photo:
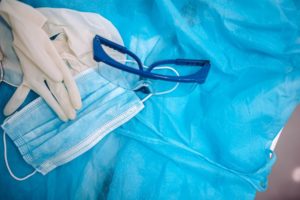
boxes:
[94,35,144,71]
[147,59,210,72]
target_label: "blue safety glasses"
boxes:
[93,35,210,95]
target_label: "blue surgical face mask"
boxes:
[1,67,145,179]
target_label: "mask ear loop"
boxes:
[150,66,180,96]
[3,132,37,181]
[141,93,153,103]
[116,59,153,102]
[138,66,180,102]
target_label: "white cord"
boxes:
[3,132,37,181]
[150,66,180,95]
[141,93,153,103]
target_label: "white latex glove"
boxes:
[0,0,82,121]
[39,8,125,74]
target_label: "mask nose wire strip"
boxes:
[3,132,37,181]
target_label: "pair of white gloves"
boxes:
[0,0,124,121]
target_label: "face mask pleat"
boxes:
[18,85,129,157]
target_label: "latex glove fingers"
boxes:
[3,47,72,121]
[21,48,77,121]
[46,40,82,110]
[3,84,30,116]
[13,28,82,116]
[17,24,82,110]
[3,82,69,122]
[15,28,82,110]
[47,81,77,120]
[1,0,82,119]
[31,80,70,122]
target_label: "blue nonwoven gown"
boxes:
[0,0,299,199]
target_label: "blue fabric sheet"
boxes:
[0,0,300,199]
